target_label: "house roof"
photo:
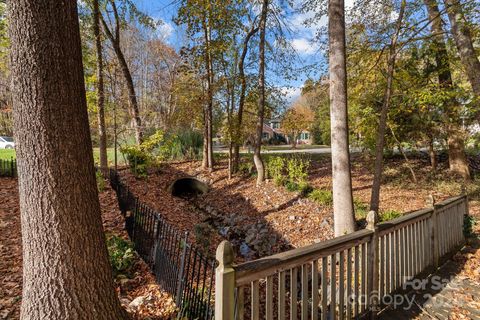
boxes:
[263,123,275,134]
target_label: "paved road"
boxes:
[213,146,363,154]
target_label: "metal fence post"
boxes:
[215,241,235,320]
[367,210,379,319]
[10,157,14,177]
[175,232,189,307]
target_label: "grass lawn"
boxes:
[93,148,127,166]
[0,148,126,165]
[0,149,15,161]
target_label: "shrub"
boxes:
[298,181,313,196]
[194,223,215,252]
[308,189,333,206]
[96,170,105,193]
[354,198,369,219]
[121,130,165,177]
[286,157,309,187]
[285,181,298,192]
[106,234,136,277]
[380,209,402,222]
[121,145,150,177]
[464,215,477,238]
[177,129,203,159]
[239,161,255,176]
[266,156,285,186]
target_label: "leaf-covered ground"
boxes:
[1,153,479,319]
[0,178,176,319]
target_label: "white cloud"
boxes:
[291,38,317,55]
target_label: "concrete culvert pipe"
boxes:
[169,177,208,198]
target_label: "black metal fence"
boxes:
[108,169,216,319]
[0,157,16,177]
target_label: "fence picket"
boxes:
[106,169,468,320]
[107,170,215,320]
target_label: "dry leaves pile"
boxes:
[0,178,22,319]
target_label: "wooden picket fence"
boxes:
[214,195,468,319]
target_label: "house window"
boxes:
[300,132,310,140]
[262,133,269,139]
[271,122,280,129]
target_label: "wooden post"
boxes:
[366,210,379,319]
[215,240,236,320]
[426,194,438,269]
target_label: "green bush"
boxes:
[464,215,477,238]
[158,130,204,161]
[354,198,369,219]
[194,223,215,252]
[106,234,136,277]
[96,170,105,193]
[266,156,285,186]
[298,181,313,196]
[286,157,309,186]
[121,130,165,177]
[121,146,150,177]
[308,189,333,206]
[380,209,402,222]
[239,161,255,176]
[285,181,298,192]
[177,129,203,160]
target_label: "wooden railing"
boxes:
[214,195,468,319]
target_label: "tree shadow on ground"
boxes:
[378,238,480,319]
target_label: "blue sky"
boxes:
[131,0,347,102]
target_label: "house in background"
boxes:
[263,118,312,145]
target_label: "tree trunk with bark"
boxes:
[443,0,480,98]
[254,0,268,185]
[202,16,214,170]
[426,0,471,180]
[94,0,108,170]
[233,23,258,173]
[370,0,406,213]
[100,1,142,144]
[8,1,129,319]
[447,126,470,180]
[328,0,356,236]
[428,136,437,172]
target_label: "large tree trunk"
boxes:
[292,133,298,149]
[370,0,406,213]
[328,0,356,236]
[254,0,268,185]
[233,24,258,173]
[443,0,480,98]
[113,43,143,145]
[426,0,471,180]
[447,126,471,180]
[94,0,108,170]
[8,1,129,319]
